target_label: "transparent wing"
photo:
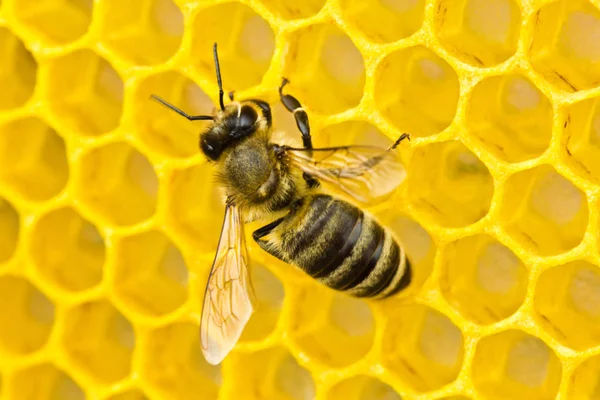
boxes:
[285,141,407,205]
[200,202,255,365]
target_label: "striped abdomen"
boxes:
[262,194,411,298]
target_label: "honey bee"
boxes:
[151,44,412,365]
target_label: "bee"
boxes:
[151,43,412,365]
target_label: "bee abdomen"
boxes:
[320,214,411,299]
[281,195,411,299]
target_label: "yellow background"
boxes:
[1,0,600,399]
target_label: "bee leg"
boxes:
[252,217,284,241]
[279,78,312,150]
[302,173,320,189]
[279,78,319,189]
[252,217,286,259]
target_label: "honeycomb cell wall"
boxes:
[1,0,600,399]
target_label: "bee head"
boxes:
[200,99,272,160]
[150,43,274,161]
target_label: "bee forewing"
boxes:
[287,145,407,205]
[200,204,255,365]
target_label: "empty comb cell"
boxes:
[0,276,54,355]
[11,0,92,46]
[374,46,459,138]
[0,198,19,264]
[530,0,600,91]
[472,330,562,400]
[112,229,189,317]
[466,74,553,163]
[0,27,37,110]
[282,23,365,115]
[0,117,68,201]
[139,322,221,399]
[97,0,183,66]
[499,165,588,256]
[60,299,135,384]
[435,0,521,67]
[407,140,494,227]
[327,375,402,400]
[534,261,600,350]
[7,363,85,400]
[30,207,105,292]
[441,233,528,324]
[564,95,600,183]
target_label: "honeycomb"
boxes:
[1,0,600,398]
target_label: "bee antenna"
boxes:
[213,43,225,111]
[150,94,214,121]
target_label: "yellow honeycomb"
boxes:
[2,0,600,398]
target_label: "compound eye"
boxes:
[238,106,258,130]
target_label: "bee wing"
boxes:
[200,202,256,365]
[285,143,407,205]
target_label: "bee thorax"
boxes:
[217,138,299,216]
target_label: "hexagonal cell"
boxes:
[30,207,105,292]
[282,23,365,115]
[165,163,224,252]
[374,46,459,138]
[105,389,149,400]
[11,0,92,45]
[0,117,68,201]
[499,165,588,256]
[340,0,425,43]
[472,330,562,400]
[407,140,493,228]
[239,263,284,343]
[228,347,315,400]
[135,71,214,158]
[534,261,600,350]
[98,0,182,65]
[258,0,325,19]
[0,28,36,110]
[0,198,19,264]
[327,375,401,400]
[0,276,54,355]
[441,234,528,324]
[140,322,221,399]
[113,230,188,317]
[75,142,158,226]
[61,299,134,384]
[568,354,600,399]
[382,304,464,392]
[435,0,521,67]
[9,363,85,399]
[378,212,437,293]
[191,3,274,91]
[466,74,553,163]
[44,49,123,136]
[287,288,375,368]
[564,96,600,183]
[531,0,600,91]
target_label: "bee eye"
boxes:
[238,106,258,130]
